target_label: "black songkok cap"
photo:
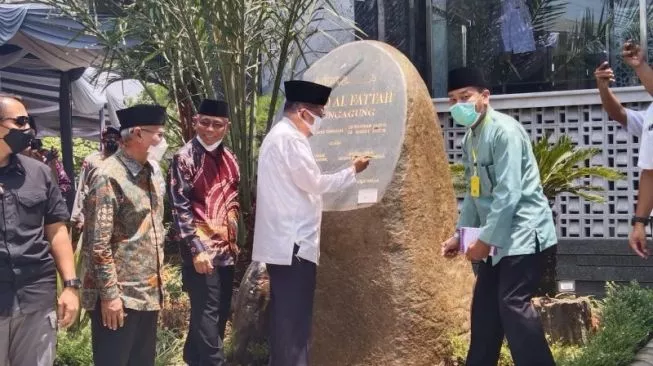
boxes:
[199,99,229,118]
[116,104,166,131]
[284,80,332,106]
[447,67,489,92]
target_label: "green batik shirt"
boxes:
[457,108,557,265]
[81,149,165,311]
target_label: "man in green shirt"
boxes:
[441,67,557,366]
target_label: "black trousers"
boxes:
[267,252,317,366]
[90,306,158,366]
[467,250,555,366]
[182,264,234,366]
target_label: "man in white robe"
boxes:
[252,80,370,366]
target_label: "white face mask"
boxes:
[147,137,168,162]
[197,136,222,151]
[302,110,322,136]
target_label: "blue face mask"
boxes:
[449,102,481,127]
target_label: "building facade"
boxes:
[343,0,652,242]
[311,0,651,295]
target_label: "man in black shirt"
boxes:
[0,94,80,366]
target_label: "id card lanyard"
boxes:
[470,149,480,197]
[469,116,488,198]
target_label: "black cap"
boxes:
[284,80,332,106]
[447,67,489,92]
[116,104,166,131]
[198,99,229,118]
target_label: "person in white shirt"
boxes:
[595,41,653,258]
[595,57,648,139]
[252,80,370,366]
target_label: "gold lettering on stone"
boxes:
[316,128,345,135]
[325,108,376,119]
[327,95,346,107]
[337,151,385,161]
[347,92,394,106]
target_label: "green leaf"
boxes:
[533,134,624,202]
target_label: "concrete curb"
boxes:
[632,338,653,365]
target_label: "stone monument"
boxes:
[300,40,475,365]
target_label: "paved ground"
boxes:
[632,338,653,365]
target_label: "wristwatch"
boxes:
[63,278,82,289]
[630,216,651,226]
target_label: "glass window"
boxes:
[611,0,643,87]
[429,0,648,97]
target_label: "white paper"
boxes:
[357,188,378,204]
[459,227,496,256]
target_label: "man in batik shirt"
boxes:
[71,126,120,233]
[169,99,240,366]
[82,104,168,366]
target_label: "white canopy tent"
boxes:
[0,3,141,209]
[0,66,143,140]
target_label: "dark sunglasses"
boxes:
[0,115,34,127]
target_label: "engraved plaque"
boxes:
[303,41,407,211]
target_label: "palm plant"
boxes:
[533,134,624,296]
[47,0,357,266]
[449,134,624,203]
[528,0,569,33]
[533,134,625,204]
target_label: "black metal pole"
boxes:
[59,70,75,213]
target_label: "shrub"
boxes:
[448,333,513,366]
[450,282,653,366]
[159,264,190,334]
[55,264,189,366]
[447,333,582,365]
[41,136,99,176]
[55,317,186,366]
[54,324,93,366]
[561,282,653,366]
[156,327,185,366]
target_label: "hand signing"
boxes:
[353,156,371,173]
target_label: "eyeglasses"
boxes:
[0,115,33,127]
[198,119,228,129]
[301,108,325,118]
[140,128,165,139]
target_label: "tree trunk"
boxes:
[176,97,195,142]
[532,296,594,345]
[231,261,270,365]
[234,209,255,288]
